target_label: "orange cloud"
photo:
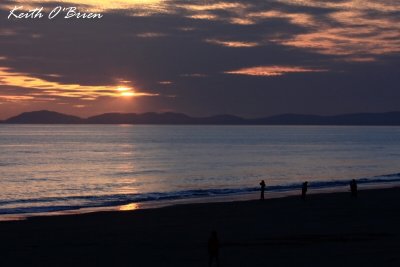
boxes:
[0,95,34,102]
[225,66,327,76]
[269,1,400,61]
[277,0,399,12]
[187,13,219,20]
[205,39,260,48]
[229,17,254,25]
[3,0,167,13]
[182,2,249,21]
[179,2,248,11]
[248,10,316,26]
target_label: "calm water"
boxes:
[1,125,400,216]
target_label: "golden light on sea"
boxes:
[119,203,139,211]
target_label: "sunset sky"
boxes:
[0,0,399,119]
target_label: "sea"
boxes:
[1,125,400,218]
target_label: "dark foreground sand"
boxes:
[1,187,400,267]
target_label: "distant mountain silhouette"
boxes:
[252,114,324,125]
[197,114,246,124]
[86,112,245,124]
[254,112,400,125]
[87,112,193,124]
[2,110,400,125]
[5,110,83,124]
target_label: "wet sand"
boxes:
[1,187,400,266]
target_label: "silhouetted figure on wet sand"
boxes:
[208,231,220,267]
[301,181,308,200]
[260,180,266,200]
[350,179,358,198]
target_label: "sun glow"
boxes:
[116,86,131,92]
[115,86,160,97]
[121,91,136,97]
[115,86,136,97]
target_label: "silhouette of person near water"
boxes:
[208,231,220,267]
[350,179,358,197]
[260,180,266,200]
[301,181,308,200]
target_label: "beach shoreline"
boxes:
[1,186,400,266]
[1,181,399,222]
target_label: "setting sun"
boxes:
[121,91,136,97]
[116,86,131,92]
[116,86,136,97]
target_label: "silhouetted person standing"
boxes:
[208,231,220,267]
[350,179,358,197]
[301,181,308,200]
[260,180,266,200]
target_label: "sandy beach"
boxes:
[1,187,399,266]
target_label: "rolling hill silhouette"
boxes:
[2,110,400,125]
[5,110,83,124]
